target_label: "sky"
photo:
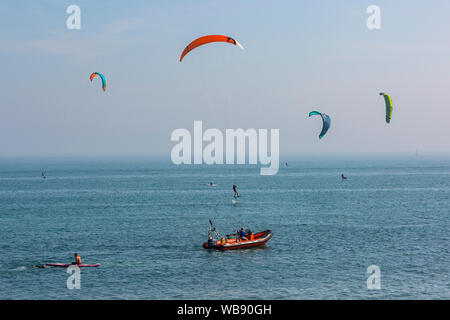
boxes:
[0,0,450,157]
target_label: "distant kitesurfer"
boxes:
[233,185,239,198]
[73,253,82,265]
[341,174,347,180]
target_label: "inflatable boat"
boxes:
[202,221,273,250]
[203,230,273,250]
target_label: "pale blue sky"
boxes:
[1,0,450,157]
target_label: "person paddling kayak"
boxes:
[73,253,82,265]
[34,253,81,269]
[34,253,100,268]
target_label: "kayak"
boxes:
[203,230,273,250]
[45,263,100,268]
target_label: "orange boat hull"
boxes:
[203,230,273,250]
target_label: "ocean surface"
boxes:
[0,155,449,299]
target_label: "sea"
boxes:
[0,155,449,299]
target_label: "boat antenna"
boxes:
[208,218,222,239]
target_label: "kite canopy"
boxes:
[179,35,244,62]
[90,72,107,92]
[309,111,331,139]
[379,92,393,123]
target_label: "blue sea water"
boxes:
[0,155,449,299]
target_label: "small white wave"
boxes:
[13,266,27,271]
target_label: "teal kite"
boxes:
[309,111,331,139]
[90,72,107,92]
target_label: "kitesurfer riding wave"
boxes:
[233,185,239,198]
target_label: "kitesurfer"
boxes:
[233,185,239,198]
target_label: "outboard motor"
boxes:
[207,237,215,248]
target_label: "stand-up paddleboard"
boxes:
[45,263,100,268]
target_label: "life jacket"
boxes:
[76,256,82,264]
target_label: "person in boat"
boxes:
[73,253,82,265]
[207,235,215,248]
[239,228,248,241]
[341,174,347,180]
[233,185,239,198]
